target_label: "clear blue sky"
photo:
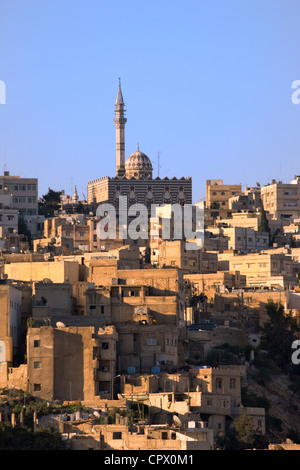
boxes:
[1,0,300,203]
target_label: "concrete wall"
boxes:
[4,259,79,283]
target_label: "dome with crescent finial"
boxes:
[125,146,153,179]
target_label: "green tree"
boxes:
[38,188,62,217]
[260,300,297,371]
[217,413,268,450]
[18,215,31,242]
[0,423,65,450]
[259,203,270,241]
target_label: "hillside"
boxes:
[246,369,300,444]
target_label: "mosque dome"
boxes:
[125,147,153,179]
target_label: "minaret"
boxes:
[114,79,127,177]
[73,185,79,202]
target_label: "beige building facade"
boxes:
[150,238,217,273]
[206,179,242,210]
[26,325,118,402]
[4,258,80,283]
[0,284,22,369]
[218,251,300,288]
[0,171,38,216]
[261,176,300,221]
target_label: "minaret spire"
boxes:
[114,79,127,177]
[116,78,124,105]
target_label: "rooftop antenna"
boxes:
[157,151,161,177]
[4,146,7,172]
[279,162,282,181]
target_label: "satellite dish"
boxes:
[56,321,67,328]
[173,415,182,427]
[93,411,100,418]
[117,393,123,400]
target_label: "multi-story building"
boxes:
[209,226,269,253]
[33,214,125,254]
[261,175,300,222]
[26,325,118,402]
[120,365,265,441]
[206,179,242,211]
[0,171,38,217]
[229,186,261,211]
[218,251,300,288]
[117,323,181,375]
[0,190,20,251]
[0,283,22,385]
[4,258,80,283]
[184,271,247,296]
[150,238,218,273]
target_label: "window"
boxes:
[146,338,157,346]
[129,290,139,297]
[161,432,168,440]
[230,378,236,389]
[100,305,105,314]
[112,432,122,440]
[216,378,222,389]
[284,201,297,207]
[33,340,40,348]
[34,384,41,391]
[102,342,109,350]
[34,361,41,369]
